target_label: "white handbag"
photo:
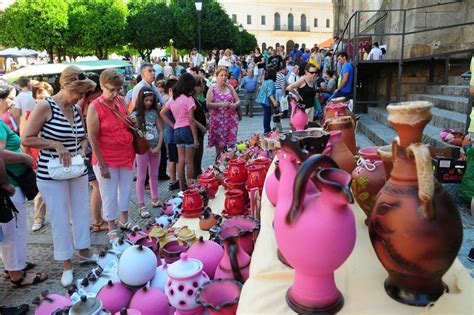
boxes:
[47,155,86,180]
[47,107,86,180]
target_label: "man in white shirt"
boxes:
[368,42,383,60]
[131,63,164,110]
[163,61,174,79]
[287,65,299,85]
[191,48,204,68]
[12,76,36,133]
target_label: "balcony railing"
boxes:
[273,25,310,32]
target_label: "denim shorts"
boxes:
[174,126,194,148]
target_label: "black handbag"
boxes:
[7,168,38,201]
[0,189,17,223]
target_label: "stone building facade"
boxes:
[332,0,474,60]
[219,0,334,52]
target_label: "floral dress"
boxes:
[208,85,239,149]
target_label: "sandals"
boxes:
[10,270,48,288]
[139,207,152,219]
[151,200,163,208]
[107,229,119,243]
[77,253,99,265]
[118,220,140,231]
[90,220,108,232]
[3,262,36,279]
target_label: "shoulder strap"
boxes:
[97,97,137,131]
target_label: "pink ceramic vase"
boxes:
[196,278,242,315]
[290,98,307,131]
[33,291,72,315]
[222,216,260,255]
[187,236,224,279]
[264,160,280,206]
[96,280,134,314]
[214,226,250,283]
[274,154,356,314]
[129,286,169,315]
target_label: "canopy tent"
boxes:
[318,37,335,49]
[2,60,132,83]
[0,47,44,58]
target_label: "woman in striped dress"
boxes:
[22,66,97,287]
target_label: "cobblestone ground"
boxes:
[1,115,473,312]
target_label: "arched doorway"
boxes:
[301,14,307,31]
[286,40,295,53]
[262,42,267,52]
[274,13,280,30]
[288,14,294,31]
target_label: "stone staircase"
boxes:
[358,76,470,148]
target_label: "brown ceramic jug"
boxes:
[323,130,356,174]
[368,101,463,306]
[324,116,357,154]
[351,146,385,222]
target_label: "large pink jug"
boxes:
[290,97,307,131]
[274,154,356,313]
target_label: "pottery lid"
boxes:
[148,226,166,238]
[176,226,195,240]
[70,296,102,314]
[167,253,203,278]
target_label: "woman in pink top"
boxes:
[87,68,135,241]
[160,73,198,191]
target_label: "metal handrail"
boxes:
[333,0,473,110]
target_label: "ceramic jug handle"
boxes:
[407,143,435,220]
[228,239,244,283]
[286,154,339,224]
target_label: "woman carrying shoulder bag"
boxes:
[21,66,97,287]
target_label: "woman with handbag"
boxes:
[87,68,136,242]
[0,84,48,288]
[206,66,241,158]
[21,66,97,287]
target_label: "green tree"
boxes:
[169,0,238,51]
[238,30,258,55]
[0,0,68,62]
[125,0,174,62]
[68,0,127,60]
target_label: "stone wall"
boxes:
[333,0,474,60]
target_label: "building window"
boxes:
[301,14,307,31]
[314,18,318,27]
[261,15,266,25]
[247,15,252,25]
[232,14,237,23]
[288,13,294,31]
[274,12,280,30]
[326,19,330,28]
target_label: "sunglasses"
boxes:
[308,71,317,74]
[76,72,86,81]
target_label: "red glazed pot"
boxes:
[196,278,242,315]
[223,178,249,204]
[224,190,246,216]
[227,159,248,183]
[198,173,219,199]
[252,157,272,172]
[246,164,267,190]
[182,189,204,218]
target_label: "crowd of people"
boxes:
[0,40,353,290]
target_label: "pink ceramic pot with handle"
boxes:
[33,291,72,315]
[222,216,260,255]
[187,236,224,279]
[290,97,307,131]
[165,253,210,315]
[129,286,169,315]
[195,278,242,315]
[96,280,134,314]
[274,154,356,314]
[214,226,250,283]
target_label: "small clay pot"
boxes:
[200,207,222,231]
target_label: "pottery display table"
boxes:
[170,167,472,314]
[236,162,473,314]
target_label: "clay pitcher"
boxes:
[368,101,463,306]
[274,154,355,314]
[323,97,356,124]
[351,146,385,221]
[324,116,357,154]
[323,130,355,174]
[290,97,307,131]
[214,226,251,283]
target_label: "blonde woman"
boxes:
[218,49,232,67]
[206,66,240,157]
[22,66,97,287]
